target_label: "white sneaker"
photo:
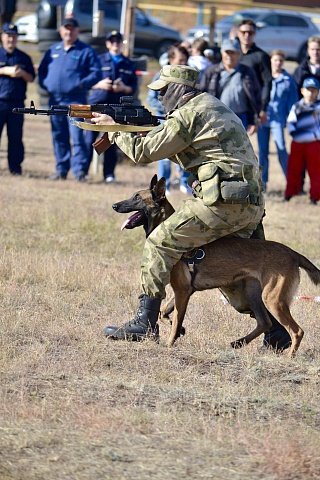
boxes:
[179,185,188,194]
[105,175,115,183]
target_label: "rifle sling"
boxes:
[73,120,156,133]
[74,121,157,155]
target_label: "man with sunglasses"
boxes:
[237,19,272,131]
[85,31,138,183]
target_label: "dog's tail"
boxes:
[297,252,320,286]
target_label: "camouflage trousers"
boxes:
[140,196,265,299]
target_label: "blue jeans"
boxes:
[49,95,88,177]
[158,159,190,191]
[258,123,288,185]
[237,112,249,130]
[85,129,118,178]
[0,102,24,174]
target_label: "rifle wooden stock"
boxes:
[69,104,93,119]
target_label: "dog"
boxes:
[113,175,320,356]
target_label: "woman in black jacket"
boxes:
[294,36,320,95]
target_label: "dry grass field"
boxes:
[1,59,320,479]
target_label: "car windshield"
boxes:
[74,0,148,23]
[76,0,119,14]
[219,12,261,25]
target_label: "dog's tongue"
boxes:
[121,212,143,230]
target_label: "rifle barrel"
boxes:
[12,105,69,115]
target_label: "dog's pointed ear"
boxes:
[149,174,158,191]
[153,176,166,200]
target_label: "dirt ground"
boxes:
[0,44,320,480]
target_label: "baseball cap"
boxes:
[106,30,123,41]
[61,18,79,28]
[221,38,241,52]
[302,77,320,90]
[2,22,18,35]
[147,65,200,90]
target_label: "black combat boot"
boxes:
[262,311,292,351]
[104,294,161,341]
[250,310,292,352]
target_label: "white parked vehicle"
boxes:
[15,14,38,43]
[186,8,320,62]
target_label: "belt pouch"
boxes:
[220,179,250,204]
[197,163,220,206]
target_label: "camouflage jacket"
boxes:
[110,92,260,182]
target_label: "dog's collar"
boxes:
[181,248,206,276]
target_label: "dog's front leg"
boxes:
[168,276,193,346]
[168,297,189,346]
[160,294,175,320]
[168,306,179,347]
[167,262,193,346]
[230,278,272,349]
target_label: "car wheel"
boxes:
[37,1,57,29]
[155,39,177,59]
[38,39,59,53]
[38,28,61,42]
[298,43,308,63]
[37,85,50,108]
[78,33,106,54]
[131,56,147,72]
[79,33,105,45]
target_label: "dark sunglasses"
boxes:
[109,38,122,43]
[239,30,255,36]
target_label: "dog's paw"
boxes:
[230,337,246,349]
[180,326,186,337]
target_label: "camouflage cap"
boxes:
[147,65,200,90]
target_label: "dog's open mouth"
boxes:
[121,211,146,230]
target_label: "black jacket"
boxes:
[239,43,272,112]
[294,58,320,95]
[200,62,261,125]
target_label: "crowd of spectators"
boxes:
[0,16,319,202]
[198,22,320,204]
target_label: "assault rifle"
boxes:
[13,96,165,154]
[13,96,163,125]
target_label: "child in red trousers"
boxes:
[285,77,320,205]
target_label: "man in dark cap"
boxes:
[0,22,35,175]
[84,30,137,183]
[201,37,260,136]
[38,18,101,181]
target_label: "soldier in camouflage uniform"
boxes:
[91,65,290,349]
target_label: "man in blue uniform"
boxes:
[38,18,101,181]
[85,31,137,182]
[0,22,35,175]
